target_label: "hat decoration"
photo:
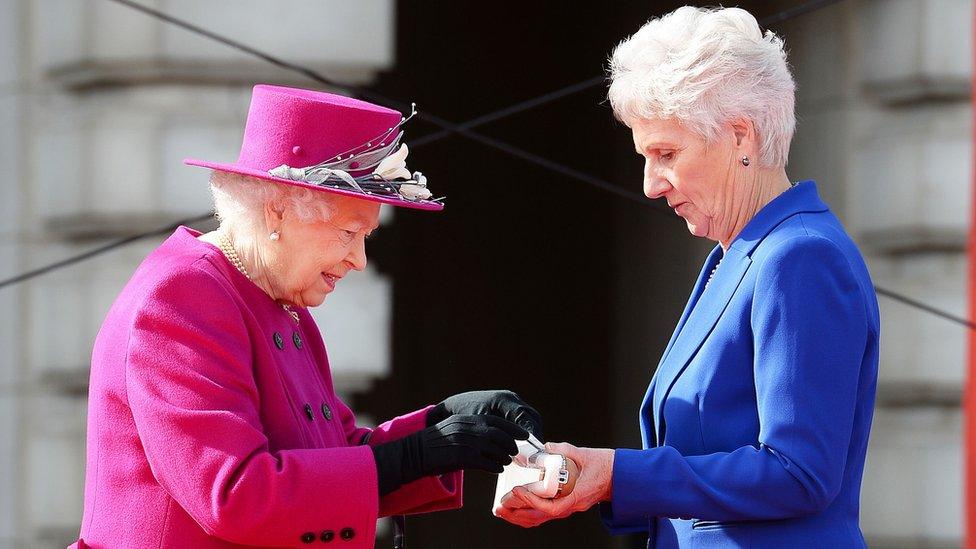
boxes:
[185,85,443,210]
[267,104,433,202]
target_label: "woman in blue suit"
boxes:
[496,6,880,548]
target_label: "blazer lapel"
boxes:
[660,246,724,365]
[650,246,752,446]
[640,246,723,447]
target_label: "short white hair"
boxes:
[209,171,336,248]
[608,6,796,167]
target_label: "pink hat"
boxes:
[185,84,443,211]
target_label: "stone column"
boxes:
[0,0,27,546]
[784,1,971,546]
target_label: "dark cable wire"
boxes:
[0,213,213,290]
[874,286,976,330]
[407,76,607,149]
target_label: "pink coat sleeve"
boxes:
[125,267,381,547]
[335,398,464,516]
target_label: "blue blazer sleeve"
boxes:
[599,501,651,535]
[609,236,869,524]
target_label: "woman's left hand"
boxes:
[494,442,615,528]
[428,390,543,437]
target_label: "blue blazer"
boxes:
[601,181,880,548]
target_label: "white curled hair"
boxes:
[608,6,796,168]
[209,171,337,249]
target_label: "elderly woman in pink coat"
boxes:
[72,84,541,549]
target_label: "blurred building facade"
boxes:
[0,1,971,548]
[784,1,971,546]
[0,0,398,546]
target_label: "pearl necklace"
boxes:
[704,257,723,290]
[217,232,249,279]
[217,232,299,325]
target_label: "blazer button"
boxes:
[321,402,333,421]
[300,531,315,544]
[273,332,284,350]
[304,403,314,421]
[340,527,355,541]
[320,530,335,542]
[293,331,303,349]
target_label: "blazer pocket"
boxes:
[692,519,759,531]
[692,517,788,531]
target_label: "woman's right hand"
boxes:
[371,415,528,495]
[494,442,614,528]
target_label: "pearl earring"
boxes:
[741,156,750,166]
[269,230,280,241]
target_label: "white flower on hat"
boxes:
[373,143,412,181]
[399,170,432,200]
[399,184,432,201]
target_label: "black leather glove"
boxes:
[427,390,543,438]
[371,414,528,496]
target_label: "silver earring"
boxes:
[269,230,280,241]
[741,156,750,166]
